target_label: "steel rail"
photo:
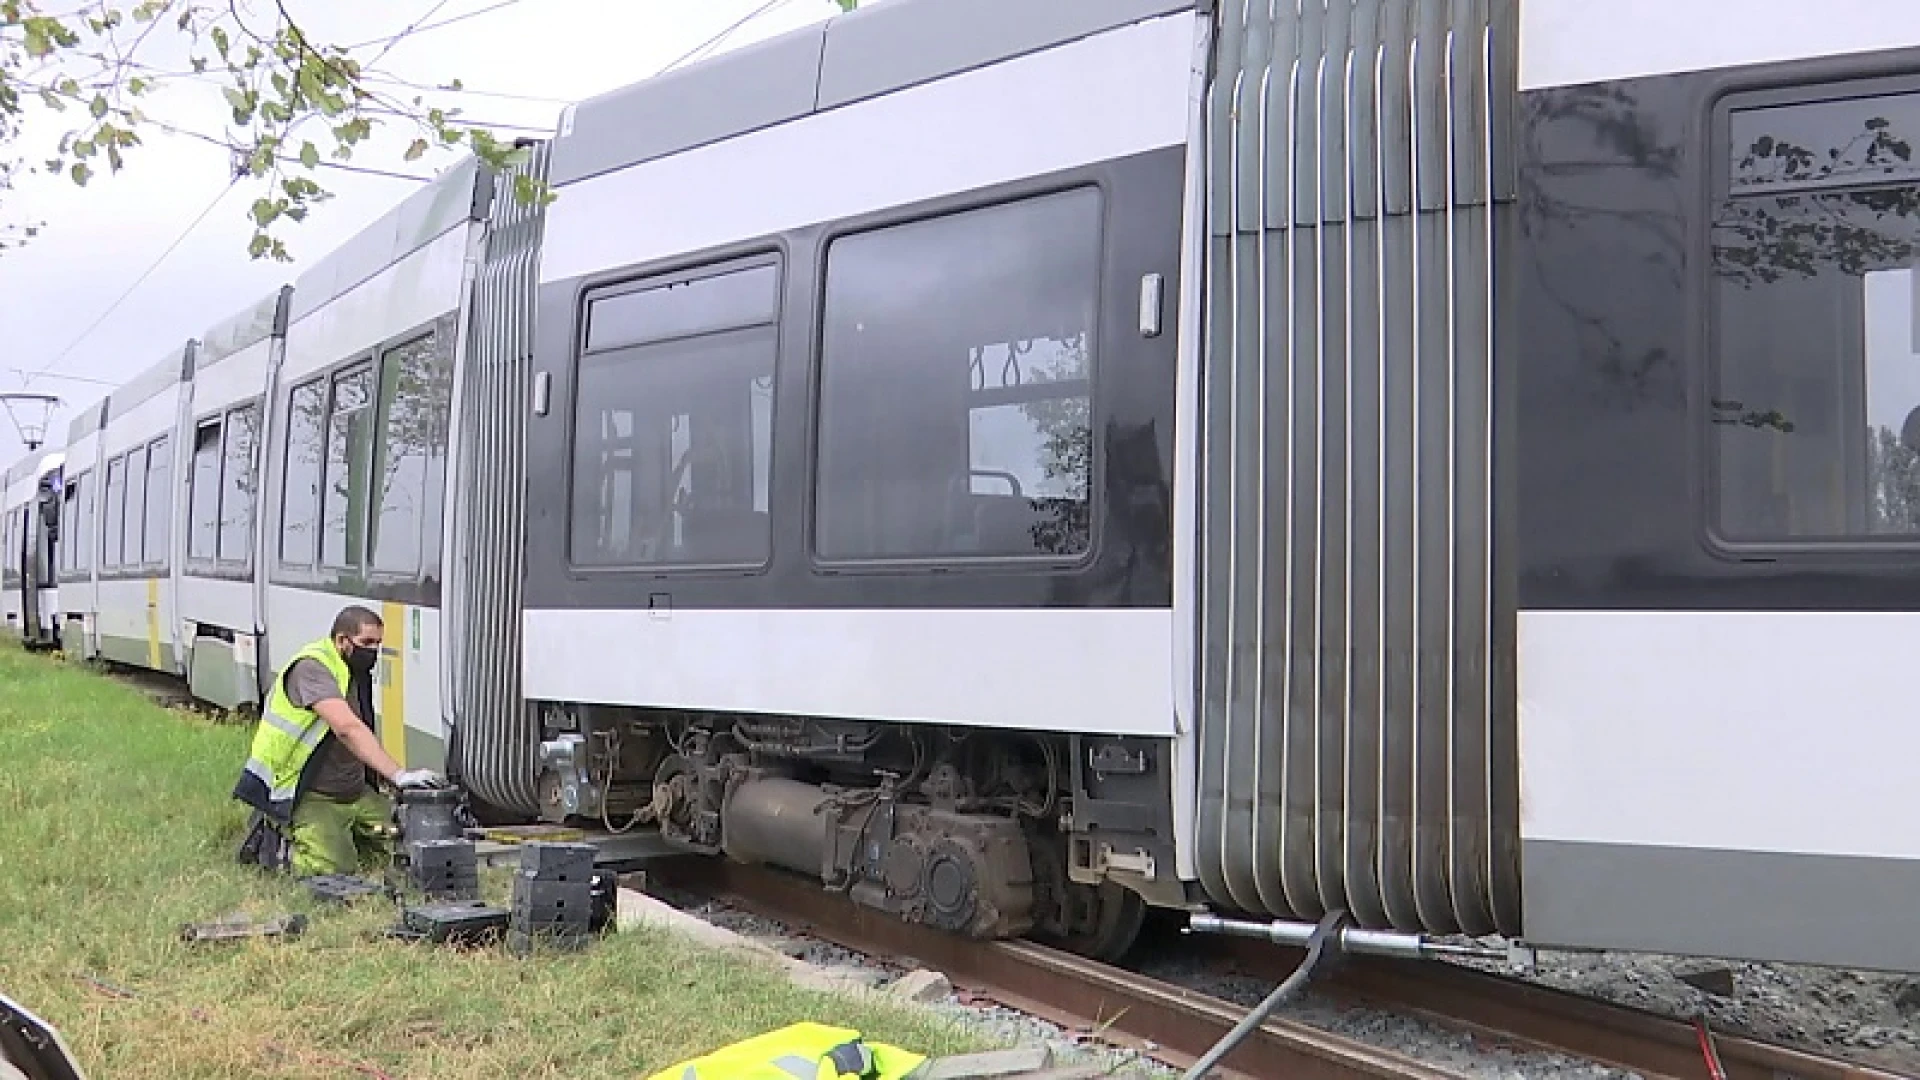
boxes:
[1206,937,1913,1080]
[648,858,1468,1080]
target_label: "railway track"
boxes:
[1196,937,1912,1080]
[645,858,1913,1080]
[649,857,1456,1080]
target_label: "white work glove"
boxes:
[392,768,449,790]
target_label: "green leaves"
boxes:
[4,0,590,260]
[19,16,79,59]
[511,172,555,208]
[221,85,255,125]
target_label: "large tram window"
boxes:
[814,189,1100,562]
[218,404,258,565]
[121,445,148,568]
[1713,88,1920,543]
[103,456,125,568]
[102,458,124,568]
[571,262,778,568]
[371,332,449,576]
[280,380,325,567]
[189,421,221,562]
[143,436,169,568]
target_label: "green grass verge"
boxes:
[0,644,989,1078]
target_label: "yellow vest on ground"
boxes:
[231,638,350,823]
[648,1022,927,1080]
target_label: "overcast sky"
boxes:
[0,0,852,462]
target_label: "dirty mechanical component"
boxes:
[709,770,1035,939]
[653,753,723,852]
[1028,833,1147,962]
[537,734,598,820]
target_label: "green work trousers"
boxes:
[288,789,393,877]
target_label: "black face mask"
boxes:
[343,643,379,676]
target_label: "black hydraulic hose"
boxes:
[1180,909,1350,1080]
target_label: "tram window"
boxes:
[35,488,55,584]
[218,404,258,565]
[1713,88,1920,543]
[571,262,778,568]
[189,420,221,562]
[321,364,375,570]
[143,436,169,567]
[371,332,449,575]
[280,379,325,567]
[59,481,77,574]
[814,189,1101,562]
[122,445,147,568]
[103,456,126,569]
[71,473,91,573]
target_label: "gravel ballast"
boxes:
[642,882,1653,1078]
[1445,940,1920,1077]
[1129,932,1642,1080]
[639,876,1920,1079]
[638,883,1173,1077]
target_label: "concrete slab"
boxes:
[919,1048,1054,1079]
[616,887,883,998]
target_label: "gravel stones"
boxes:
[891,969,955,1003]
[1448,940,1920,1076]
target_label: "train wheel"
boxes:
[1037,880,1146,963]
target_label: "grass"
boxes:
[0,644,989,1079]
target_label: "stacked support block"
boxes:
[509,842,595,954]
[408,839,479,902]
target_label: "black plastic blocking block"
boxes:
[402,902,509,945]
[413,862,480,880]
[301,874,386,905]
[408,839,478,870]
[510,901,592,929]
[512,901,590,927]
[511,876,591,908]
[411,872,480,902]
[410,868,480,891]
[519,842,595,881]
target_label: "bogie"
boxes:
[535,705,1156,959]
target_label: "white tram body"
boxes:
[2,450,63,649]
[12,0,1920,973]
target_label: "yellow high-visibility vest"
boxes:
[648,1022,927,1080]
[231,638,350,823]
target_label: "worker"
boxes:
[232,604,448,876]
